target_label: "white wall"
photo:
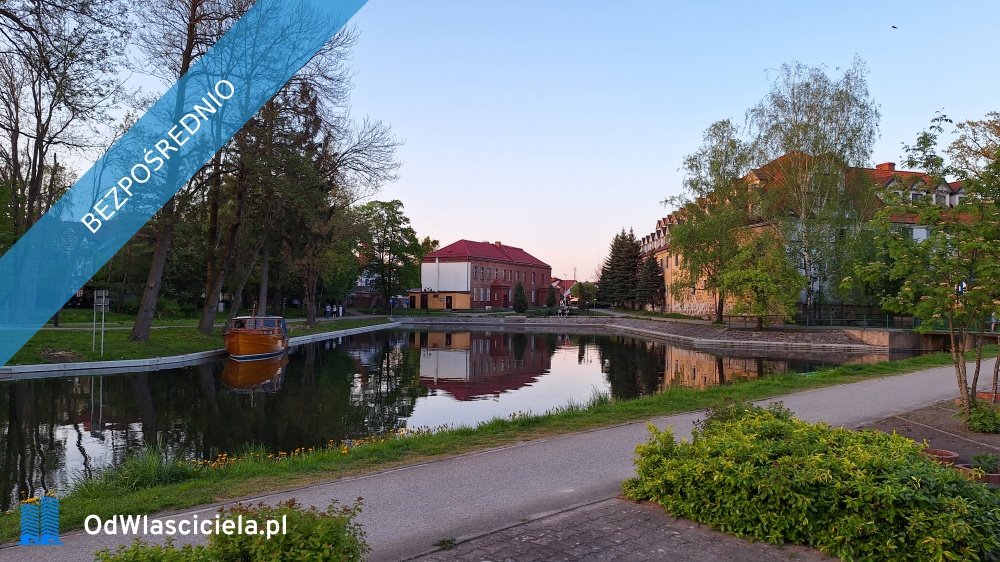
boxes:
[420,261,470,292]
[419,349,470,380]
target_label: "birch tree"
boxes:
[746,58,879,319]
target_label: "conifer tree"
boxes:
[636,256,663,310]
[513,282,529,313]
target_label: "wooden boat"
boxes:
[223,316,289,360]
[222,355,288,392]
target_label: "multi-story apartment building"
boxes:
[642,155,964,318]
[409,240,552,310]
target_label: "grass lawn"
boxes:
[8,318,391,365]
[0,346,988,543]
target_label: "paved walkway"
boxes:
[410,498,833,562]
[0,359,986,562]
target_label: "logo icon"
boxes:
[19,495,62,546]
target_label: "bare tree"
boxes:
[128,0,236,342]
[0,0,130,233]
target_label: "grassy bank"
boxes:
[8,318,390,365]
[1,347,988,544]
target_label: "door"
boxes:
[445,296,453,309]
[420,294,428,309]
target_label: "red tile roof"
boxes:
[424,240,550,268]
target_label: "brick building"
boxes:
[409,240,552,310]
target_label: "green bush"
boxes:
[513,282,528,313]
[623,403,1000,561]
[96,500,368,562]
[972,454,1000,474]
[968,404,1000,434]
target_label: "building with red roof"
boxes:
[408,240,552,310]
[645,154,964,318]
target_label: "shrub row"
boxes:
[623,402,1000,561]
[96,500,367,561]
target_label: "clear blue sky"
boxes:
[344,1,998,281]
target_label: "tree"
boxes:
[512,282,528,313]
[635,256,663,311]
[718,231,806,330]
[949,112,1000,406]
[571,281,598,310]
[130,0,236,341]
[746,58,880,319]
[0,0,131,233]
[856,115,1000,414]
[545,285,557,308]
[666,119,754,322]
[597,229,641,308]
[357,200,421,311]
[417,236,439,260]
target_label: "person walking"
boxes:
[324,303,332,318]
[338,304,344,317]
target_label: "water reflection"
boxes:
[0,329,891,506]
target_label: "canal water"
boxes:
[0,329,889,507]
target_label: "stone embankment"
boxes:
[397,315,885,353]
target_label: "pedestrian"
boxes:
[324,303,332,318]
[338,304,344,317]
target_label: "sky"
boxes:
[340,0,1000,281]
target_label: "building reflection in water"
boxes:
[409,332,560,401]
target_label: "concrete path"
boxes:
[410,498,834,562]
[0,360,987,562]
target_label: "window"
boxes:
[532,272,536,284]
[674,255,679,267]
[910,192,921,202]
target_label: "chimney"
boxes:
[875,162,896,171]
[494,241,502,248]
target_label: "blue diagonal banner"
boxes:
[0,0,368,366]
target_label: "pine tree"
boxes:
[636,256,663,310]
[597,229,642,308]
[513,282,529,313]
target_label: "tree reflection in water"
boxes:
[0,329,870,505]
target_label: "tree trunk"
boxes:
[258,240,270,315]
[990,351,999,405]
[129,207,175,342]
[970,321,985,407]
[303,258,319,326]
[949,317,970,414]
[715,291,725,324]
[199,153,223,332]
[199,163,250,333]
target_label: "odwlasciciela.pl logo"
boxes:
[19,495,62,546]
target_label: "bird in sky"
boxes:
[891,25,898,29]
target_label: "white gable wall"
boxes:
[421,260,470,292]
